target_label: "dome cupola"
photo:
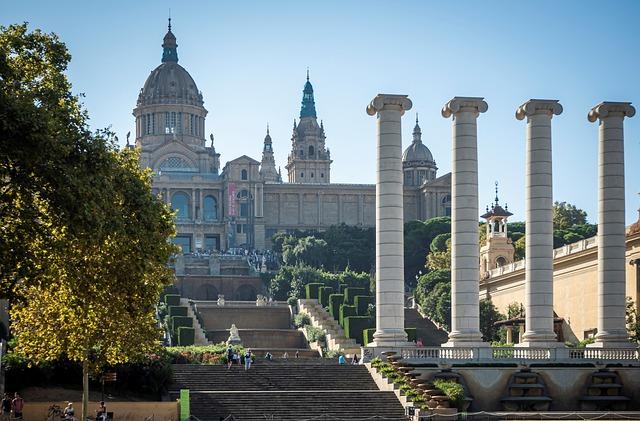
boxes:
[402,114,438,186]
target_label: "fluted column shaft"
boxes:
[516,99,563,346]
[366,94,412,347]
[441,97,488,346]
[587,101,636,348]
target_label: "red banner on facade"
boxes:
[228,183,237,217]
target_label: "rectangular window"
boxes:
[190,114,195,135]
[170,112,176,133]
[236,224,243,234]
[177,112,182,134]
[204,235,219,251]
[151,113,155,134]
[141,115,146,135]
[171,235,191,254]
[145,114,151,134]
[240,203,249,218]
[165,112,171,134]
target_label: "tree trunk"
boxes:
[82,358,89,421]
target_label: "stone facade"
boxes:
[134,24,451,252]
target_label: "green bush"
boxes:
[287,296,298,307]
[339,304,357,328]
[293,313,311,328]
[171,316,193,337]
[338,283,348,295]
[343,316,373,345]
[329,294,344,321]
[164,294,181,306]
[343,287,367,305]
[363,328,376,345]
[177,327,195,346]
[318,286,334,308]
[405,328,417,343]
[305,325,326,343]
[433,379,465,410]
[168,306,188,318]
[305,282,325,300]
[354,295,374,316]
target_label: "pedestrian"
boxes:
[61,402,74,421]
[264,351,273,361]
[226,345,234,370]
[11,393,24,420]
[351,354,359,365]
[295,350,299,358]
[244,349,252,371]
[1,394,11,419]
[338,354,346,365]
[282,352,288,359]
[96,401,107,421]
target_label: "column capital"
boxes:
[441,96,488,118]
[588,101,636,123]
[366,94,412,116]
[515,99,563,121]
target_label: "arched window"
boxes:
[171,192,190,219]
[441,195,452,217]
[300,149,304,157]
[309,145,315,157]
[203,196,218,221]
[496,256,508,267]
[300,172,304,178]
[241,169,248,180]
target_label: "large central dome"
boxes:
[138,62,203,107]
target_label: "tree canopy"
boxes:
[553,201,588,230]
[1,23,176,419]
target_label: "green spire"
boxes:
[300,69,317,118]
[162,18,178,63]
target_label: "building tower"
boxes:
[133,19,219,173]
[286,71,332,184]
[260,125,280,182]
[480,182,515,279]
[402,114,438,186]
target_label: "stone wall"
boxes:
[198,306,291,330]
[175,275,264,301]
[206,329,306,348]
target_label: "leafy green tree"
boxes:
[427,237,451,271]
[415,269,451,330]
[404,217,451,288]
[553,201,587,230]
[1,24,176,419]
[626,297,639,344]
[479,299,506,342]
[282,236,328,267]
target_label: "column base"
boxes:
[441,341,489,348]
[371,329,410,347]
[515,341,565,348]
[442,330,485,347]
[587,330,635,348]
[520,330,558,344]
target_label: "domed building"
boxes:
[134,22,452,252]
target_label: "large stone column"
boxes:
[366,94,413,347]
[587,102,636,348]
[441,97,487,347]
[515,99,563,347]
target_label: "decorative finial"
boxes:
[306,67,309,81]
[505,203,508,211]
[494,181,499,205]
[168,8,172,32]
[266,123,270,135]
[416,113,419,124]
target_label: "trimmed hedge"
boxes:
[305,283,325,300]
[318,286,334,308]
[177,327,195,346]
[344,316,374,346]
[405,328,417,343]
[354,295,374,316]
[168,306,188,318]
[362,328,417,345]
[363,328,376,345]
[343,287,367,305]
[339,304,357,328]
[171,316,193,336]
[328,294,344,321]
[338,283,348,295]
[165,294,181,306]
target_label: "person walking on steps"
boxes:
[11,393,24,420]
[244,349,252,371]
[226,345,234,370]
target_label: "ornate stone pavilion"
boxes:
[133,22,452,252]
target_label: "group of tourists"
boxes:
[338,354,359,365]
[226,346,254,371]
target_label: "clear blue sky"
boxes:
[4,0,640,224]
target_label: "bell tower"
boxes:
[480,182,515,278]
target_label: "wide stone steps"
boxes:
[298,299,361,355]
[183,391,408,421]
[170,363,378,391]
[404,308,448,346]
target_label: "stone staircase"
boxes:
[404,308,448,346]
[170,360,407,420]
[180,298,208,345]
[298,299,361,356]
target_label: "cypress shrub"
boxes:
[171,316,193,336]
[329,294,344,321]
[168,306,188,318]
[343,287,366,305]
[405,328,417,343]
[164,294,181,306]
[318,286,334,308]
[339,304,357,328]
[177,327,195,346]
[344,316,374,345]
[354,295,374,316]
[305,282,325,300]
[363,328,376,345]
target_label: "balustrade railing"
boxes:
[568,347,639,360]
[492,347,552,360]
